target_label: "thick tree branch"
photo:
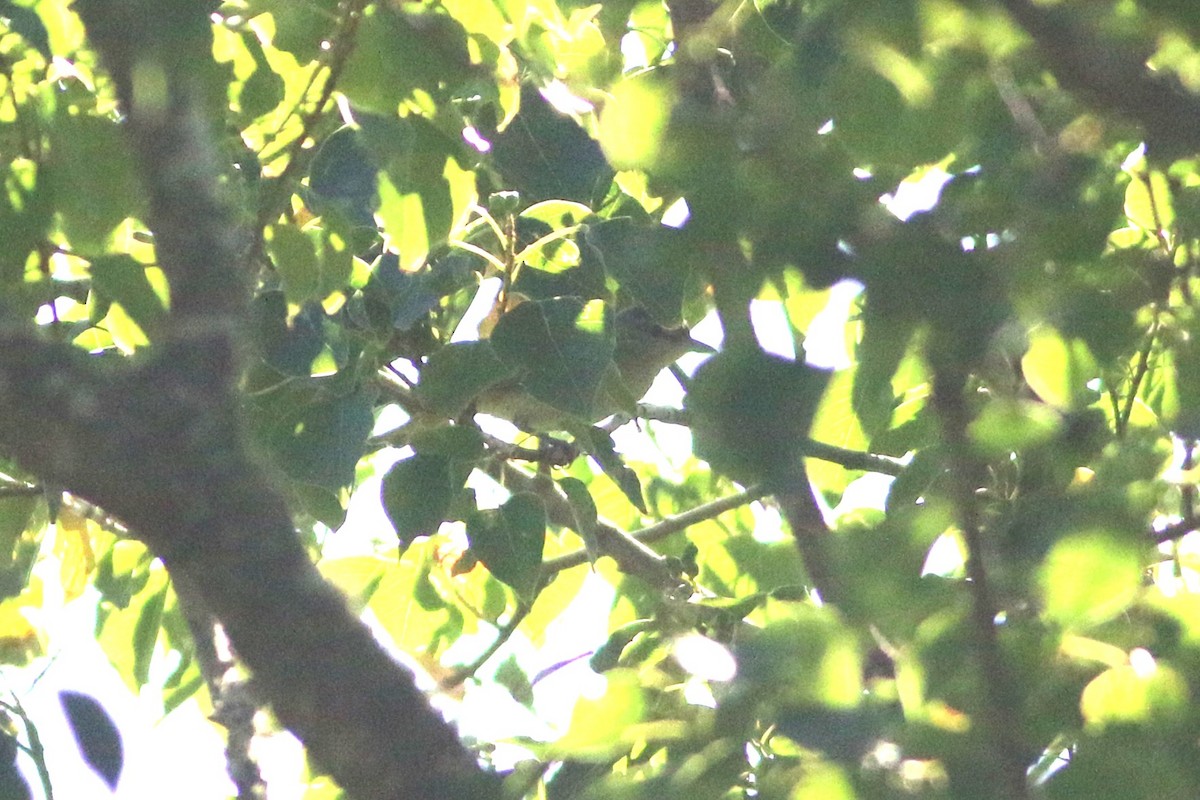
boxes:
[0,4,505,799]
[995,0,1200,157]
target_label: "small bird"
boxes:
[475,306,705,431]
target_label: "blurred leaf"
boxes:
[773,706,888,763]
[968,399,1062,456]
[1039,531,1142,630]
[1079,661,1189,728]
[0,166,52,287]
[0,2,51,58]
[853,300,916,437]
[60,691,123,790]
[339,4,474,113]
[268,225,322,305]
[1021,327,1100,410]
[89,255,166,338]
[688,346,830,488]
[48,112,141,252]
[553,669,645,761]
[583,220,689,326]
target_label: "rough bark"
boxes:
[0,2,501,798]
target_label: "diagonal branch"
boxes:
[995,0,1200,157]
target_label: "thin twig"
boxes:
[1153,515,1200,544]
[541,484,766,574]
[439,604,530,689]
[1118,323,1158,437]
[634,405,906,475]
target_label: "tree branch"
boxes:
[995,0,1200,158]
[0,4,504,799]
[932,367,1030,799]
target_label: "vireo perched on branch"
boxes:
[475,306,706,431]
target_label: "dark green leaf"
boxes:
[687,346,830,488]
[251,384,374,491]
[59,691,124,790]
[249,293,325,376]
[249,0,338,63]
[416,341,515,418]
[467,493,545,600]
[132,582,167,689]
[490,298,615,421]
[0,166,52,288]
[381,454,460,547]
[583,220,689,326]
[309,126,378,206]
[489,84,614,205]
[579,428,646,513]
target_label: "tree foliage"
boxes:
[1,0,1200,798]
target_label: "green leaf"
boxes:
[0,165,52,287]
[48,112,142,252]
[1021,327,1100,410]
[267,225,321,304]
[583,219,690,326]
[132,580,168,689]
[250,383,374,491]
[489,84,614,205]
[339,4,475,113]
[249,292,325,376]
[688,346,830,488]
[0,495,36,565]
[0,1,51,58]
[381,454,461,547]
[852,300,916,437]
[1170,327,1200,438]
[467,493,546,600]
[490,298,615,422]
[410,425,486,463]
[310,126,378,201]
[236,29,285,119]
[249,0,339,63]
[579,427,646,513]
[416,341,516,418]
[89,255,167,337]
[1039,530,1142,630]
[968,399,1063,456]
[553,669,646,760]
